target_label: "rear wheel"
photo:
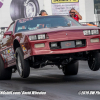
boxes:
[88,52,100,71]
[62,60,78,76]
[16,47,30,78]
[0,56,12,80]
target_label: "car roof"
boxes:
[15,15,70,21]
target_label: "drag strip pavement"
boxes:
[0,61,100,100]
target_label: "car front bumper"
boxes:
[24,35,100,59]
[31,38,100,55]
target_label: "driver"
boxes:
[35,10,48,29]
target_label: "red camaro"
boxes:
[0,15,100,80]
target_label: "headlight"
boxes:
[38,34,46,40]
[29,34,48,41]
[83,30,91,35]
[29,35,37,41]
[90,38,99,43]
[51,43,57,47]
[76,40,82,45]
[91,30,99,35]
[35,43,45,48]
[83,30,99,35]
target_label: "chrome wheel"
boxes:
[24,2,36,18]
[16,47,30,78]
[17,55,23,76]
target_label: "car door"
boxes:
[0,22,16,66]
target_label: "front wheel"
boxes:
[88,52,100,71]
[16,47,30,78]
[62,60,78,76]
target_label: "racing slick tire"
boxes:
[62,60,78,76]
[10,0,40,21]
[88,52,100,71]
[0,56,12,80]
[16,47,30,78]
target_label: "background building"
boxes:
[0,0,100,27]
[44,0,100,25]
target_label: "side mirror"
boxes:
[3,31,12,38]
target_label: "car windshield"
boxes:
[15,16,81,33]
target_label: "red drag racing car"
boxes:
[0,15,100,80]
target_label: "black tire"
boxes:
[0,56,12,80]
[10,0,40,21]
[62,60,78,76]
[88,52,100,71]
[16,47,30,78]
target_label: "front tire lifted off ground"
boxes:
[88,51,100,71]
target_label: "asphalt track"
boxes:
[0,61,100,100]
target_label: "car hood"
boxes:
[19,26,100,35]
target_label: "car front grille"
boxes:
[50,39,86,50]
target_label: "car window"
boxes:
[7,23,14,32]
[15,16,81,33]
